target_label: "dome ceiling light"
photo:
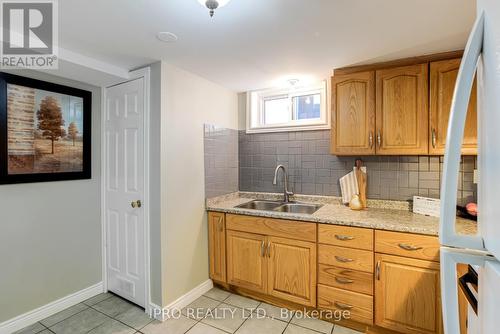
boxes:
[197,0,231,17]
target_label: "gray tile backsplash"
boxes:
[239,130,477,203]
[204,124,239,198]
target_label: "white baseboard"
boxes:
[0,282,104,334]
[149,279,213,321]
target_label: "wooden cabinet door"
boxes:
[226,230,267,293]
[430,58,477,155]
[208,212,226,283]
[267,237,317,307]
[376,64,429,155]
[375,254,442,334]
[331,71,376,155]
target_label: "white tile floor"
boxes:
[14,288,364,334]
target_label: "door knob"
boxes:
[131,200,142,208]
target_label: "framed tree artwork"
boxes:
[0,72,92,184]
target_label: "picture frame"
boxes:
[0,72,92,184]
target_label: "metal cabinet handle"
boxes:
[369,131,374,148]
[334,302,353,310]
[398,243,423,251]
[376,260,381,280]
[267,242,271,258]
[431,128,437,148]
[335,277,354,284]
[335,256,353,263]
[131,200,142,208]
[260,241,265,257]
[377,130,382,148]
[335,235,354,241]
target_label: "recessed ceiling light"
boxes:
[157,32,178,43]
[287,79,300,86]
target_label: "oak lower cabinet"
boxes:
[267,237,317,306]
[208,212,226,283]
[318,284,374,326]
[226,230,268,294]
[317,225,374,325]
[225,214,317,307]
[209,212,444,333]
[375,254,442,334]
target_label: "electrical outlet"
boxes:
[473,169,478,184]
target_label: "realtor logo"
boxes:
[1,0,58,68]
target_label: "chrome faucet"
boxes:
[273,165,294,203]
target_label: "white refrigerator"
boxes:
[440,0,500,333]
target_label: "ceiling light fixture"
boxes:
[197,0,231,17]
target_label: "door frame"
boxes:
[101,67,151,312]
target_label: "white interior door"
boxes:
[105,78,146,307]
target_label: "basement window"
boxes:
[247,81,328,133]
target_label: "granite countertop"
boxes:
[206,192,477,236]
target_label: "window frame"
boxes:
[247,81,329,133]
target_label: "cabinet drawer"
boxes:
[226,214,317,242]
[318,244,374,273]
[318,264,373,295]
[375,230,440,261]
[318,284,373,325]
[318,225,373,250]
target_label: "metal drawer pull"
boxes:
[335,277,354,284]
[335,256,353,263]
[334,302,353,310]
[377,130,382,148]
[398,243,423,251]
[369,131,374,148]
[376,260,381,280]
[335,235,354,241]
[431,128,437,148]
[267,241,271,258]
[260,241,265,257]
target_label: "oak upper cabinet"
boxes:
[208,212,226,283]
[375,64,429,155]
[375,254,442,334]
[226,230,267,294]
[430,58,477,155]
[331,71,376,155]
[267,237,317,307]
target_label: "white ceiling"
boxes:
[60,0,476,91]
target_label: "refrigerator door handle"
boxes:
[441,247,488,334]
[440,11,485,250]
[458,270,478,315]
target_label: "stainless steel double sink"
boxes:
[235,200,323,215]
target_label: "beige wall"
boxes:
[160,62,238,305]
[0,70,102,322]
[237,92,247,130]
[148,61,166,306]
